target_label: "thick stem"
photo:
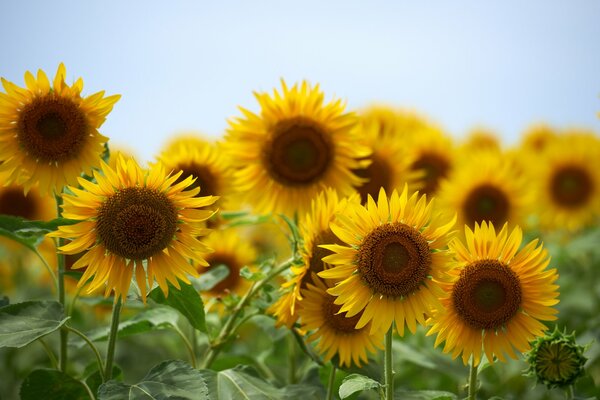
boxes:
[104,297,122,380]
[326,364,337,400]
[384,327,394,400]
[467,359,478,400]
[55,194,68,372]
[66,325,105,382]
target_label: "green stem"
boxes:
[172,325,197,368]
[55,194,68,373]
[33,249,58,291]
[467,359,478,400]
[66,325,105,382]
[566,385,574,400]
[288,334,297,384]
[104,297,122,380]
[201,257,296,368]
[67,285,84,318]
[326,364,337,400]
[38,338,58,369]
[384,327,394,400]
[81,379,96,400]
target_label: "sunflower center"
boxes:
[550,166,593,209]
[302,229,342,289]
[452,260,522,330]
[323,294,362,334]
[0,188,38,220]
[97,187,178,260]
[265,118,332,185]
[205,254,240,294]
[463,184,510,226]
[17,95,88,163]
[411,152,450,195]
[355,154,393,203]
[174,162,217,197]
[357,223,431,298]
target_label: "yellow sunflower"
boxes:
[532,133,600,231]
[0,64,120,194]
[298,275,384,367]
[319,186,455,336]
[0,177,55,221]
[48,154,217,302]
[269,188,358,328]
[427,222,559,365]
[224,80,370,215]
[437,152,530,230]
[461,128,501,153]
[520,123,558,155]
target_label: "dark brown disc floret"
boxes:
[0,188,38,219]
[97,187,178,260]
[355,154,393,204]
[452,260,522,330]
[463,184,510,226]
[173,162,218,197]
[204,253,241,294]
[323,293,363,334]
[302,228,343,289]
[411,151,451,195]
[550,165,593,209]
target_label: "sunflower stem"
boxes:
[38,338,58,370]
[467,359,478,400]
[55,193,68,372]
[566,385,574,400]
[384,326,394,400]
[326,364,337,400]
[66,325,106,382]
[104,297,122,380]
[172,325,197,368]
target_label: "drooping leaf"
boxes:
[198,365,283,400]
[338,373,383,399]
[20,369,89,400]
[0,301,68,348]
[0,215,78,250]
[149,279,206,332]
[98,360,208,400]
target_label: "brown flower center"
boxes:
[463,184,510,226]
[173,162,218,197]
[323,293,363,334]
[97,187,178,260]
[0,188,39,220]
[302,229,343,289]
[550,166,593,209]
[355,154,393,203]
[452,260,522,330]
[204,254,241,294]
[411,152,450,195]
[17,95,89,163]
[264,117,332,186]
[357,223,431,298]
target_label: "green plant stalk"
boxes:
[384,327,394,400]
[567,386,574,400]
[172,325,197,368]
[81,379,96,400]
[55,194,68,372]
[38,338,58,370]
[104,297,122,380]
[468,359,478,400]
[201,257,295,368]
[66,325,106,382]
[326,364,337,400]
[33,249,58,290]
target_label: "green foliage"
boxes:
[0,301,68,348]
[98,360,208,400]
[393,390,457,400]
[149,280,206,332]
[338,373,383,399]
[20,369,89,400]
[193,264,229,291]
[0,215,78,250]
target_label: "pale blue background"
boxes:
[2,1,599,161]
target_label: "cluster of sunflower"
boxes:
[0,65,597,399]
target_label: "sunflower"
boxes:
[461,128,501,153]
[224,80,370,215]
[437,152,530,230]
[427,222,559,366]
[0,64,120,194]
[520,123,558,155]
[156,134,232,213]
[48,154,217,302]
[298,275,384,367]
[318,186,455,336]
[0,177,55,221]
[269,189,358,328]
[532,133,600,231]
[198,228,257,300]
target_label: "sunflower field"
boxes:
[0,63,598,400]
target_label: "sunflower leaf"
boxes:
[198,365,283,399]
[393,389,457,399]
[0,301,68,348]
[149,279,206,332]
[338,373,382,399]
[20,369,89,400]
[0,215,79,251]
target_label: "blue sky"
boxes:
[3,1,599,161]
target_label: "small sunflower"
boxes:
[461,128,501,153]
[0,178,54,221]
[438,152,530,230]
[48,155,217,302]
[0,64,120,194]
[520,123,558,154]
[298,275,384,367]
[533,133,600,231]
[269,189,358,328]
[224,80,370,215]
[427,222,559,366]
[319,186,456,336]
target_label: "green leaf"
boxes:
[0,301,68,348]
[149,279,206,332]
[338,373,382,399]
[98,360,208,400]
[393,390,457,400]
[0,296,9,307]
[0,215,78,250]
[240,266,266,282]
[85,366,122,396]
[20,369,89,400]
[192,264,229,291]
[199,365,283,399]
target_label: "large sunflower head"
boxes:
[223,80,370,216]
[532,133,600,231]
[319,186,456,336]
[298,275,384,367]
[438,152,531,231]
[427,222,560,366]
[49,155,217,302]
[268,188,358,328]
[0,64,120,194]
